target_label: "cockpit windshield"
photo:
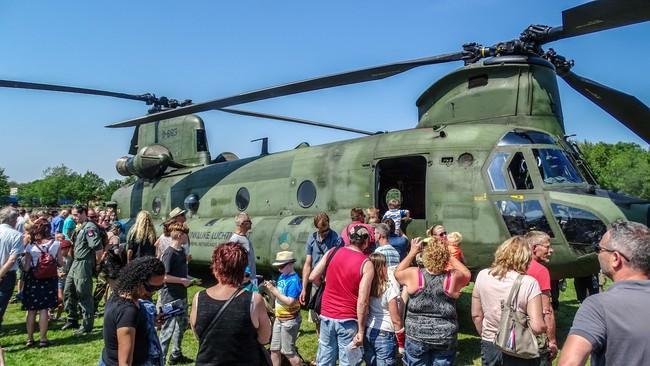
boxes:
[532,149,584,185]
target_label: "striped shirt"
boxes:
[374,243,401,268]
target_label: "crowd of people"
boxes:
[0,200,649,366]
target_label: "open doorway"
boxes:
[375,156,427,223]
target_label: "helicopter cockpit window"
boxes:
[498,130,556,146]
[235,187,250,211]
[487,152,509,191]
[507,152,534,190]
[297,180,317,208]
[532,149,584,185]
[551,203,606,247]
[495,199,553,237]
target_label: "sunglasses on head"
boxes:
[438,232,447,237]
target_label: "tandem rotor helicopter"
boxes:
[3,0,650,279]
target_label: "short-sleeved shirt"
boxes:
[473,269,541,342]
[102,296,149,366]
[304,229,342,267]
[568,280,650,366]
[73,221,104,260]
[382,209,408,232]
[230,233,256,280]
[25,240,60,267]
[157,234,189,258]
[0,224,24,271]
[275,271,302,319]
[388,234,409,260]
[160,246,188,303]
[50,215,65,236]
[526,259,551,293]
[62,217,76,240]
[367,279,400,332]
[374,244,401,268]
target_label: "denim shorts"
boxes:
[364,327,397,366]
[270,316,302,355]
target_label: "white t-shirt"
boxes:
[473,268,541,342]
[230,233,256,279]
[366,279,400,332]
[25,240,60,267]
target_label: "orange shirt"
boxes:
[445,244,465,271]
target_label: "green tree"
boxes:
[580,141,650,199]
[0,168,9,202]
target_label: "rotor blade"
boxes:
[560,70,650,143]
[545,0,650,43]
[218,108,377,135]
[106,51,465,128]
[0,79,149,102]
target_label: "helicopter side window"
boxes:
[235,187,250,211]
[495,199,553,237]
[498,130,556,146]
[551,203,605,247]
[533,149,585,185]
[507,152,534,190]
[487,152,509,191]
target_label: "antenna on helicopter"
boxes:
[251,137,269,156]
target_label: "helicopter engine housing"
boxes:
[116,144,174,179]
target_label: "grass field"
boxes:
[0,279,587,365]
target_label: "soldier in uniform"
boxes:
[62,205,103,335]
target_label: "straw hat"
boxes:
[168,207,186,219]
[272,251,296,266]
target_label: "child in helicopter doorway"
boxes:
[382,199,411,236]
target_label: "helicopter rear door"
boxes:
[374,155,427,236]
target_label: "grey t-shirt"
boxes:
[0,224,24,271]
[568,280,650,366]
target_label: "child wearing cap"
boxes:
[264,251,302,366]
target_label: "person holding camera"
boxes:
[159,222,193,365]
[264,251,302,366]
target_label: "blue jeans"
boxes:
[364,327,397,366]
[405,337,456,366]
[0,271,16,327]
[317,316,361,366]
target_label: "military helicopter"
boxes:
[3,0,649,279]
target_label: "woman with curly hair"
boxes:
[190,242,271,365]
[126,211,157,263]
[21,218,63,347]
[395,236,471,365]
[471,236,546,366]
[100,256,165,366]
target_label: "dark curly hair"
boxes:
[211,242,248,286]
[29,218,51,241]
[115,256,165,296]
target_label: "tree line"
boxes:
[0,165,135,207]
[0,141,648,207]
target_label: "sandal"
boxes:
[39,340,51,348]
[26,340,35,347]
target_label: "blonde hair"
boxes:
[369,253,388,298]
[421,237,450,275]
[387,199,400,209]
[126,210,157,245]
[489,236,531,279]
[366,208,380,224]
[447,231,462,245]
[426,224,445,238]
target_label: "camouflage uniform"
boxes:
[64,220,103,333]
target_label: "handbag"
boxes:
[307,246,341,315]
[493,274,540,359]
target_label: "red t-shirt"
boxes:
[527,259,551,293]
[320,247,368,320]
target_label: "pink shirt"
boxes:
[321,247,368,320]
[473,269,541,342]
[526,259,551,293]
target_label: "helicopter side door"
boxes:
[374,155,428,236]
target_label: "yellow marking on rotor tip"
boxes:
[510,194,525,200]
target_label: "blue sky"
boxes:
[1,0,648,182]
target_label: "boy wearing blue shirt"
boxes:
[264,251,302,366]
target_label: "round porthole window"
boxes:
[236,187,250,211]
[184,194,200,213]
[152,197,162,215]
[297,180,317,208]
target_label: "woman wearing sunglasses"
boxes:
[100,256,165,366]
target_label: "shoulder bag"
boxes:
[494,274,539,359]
[307,245,341,315]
